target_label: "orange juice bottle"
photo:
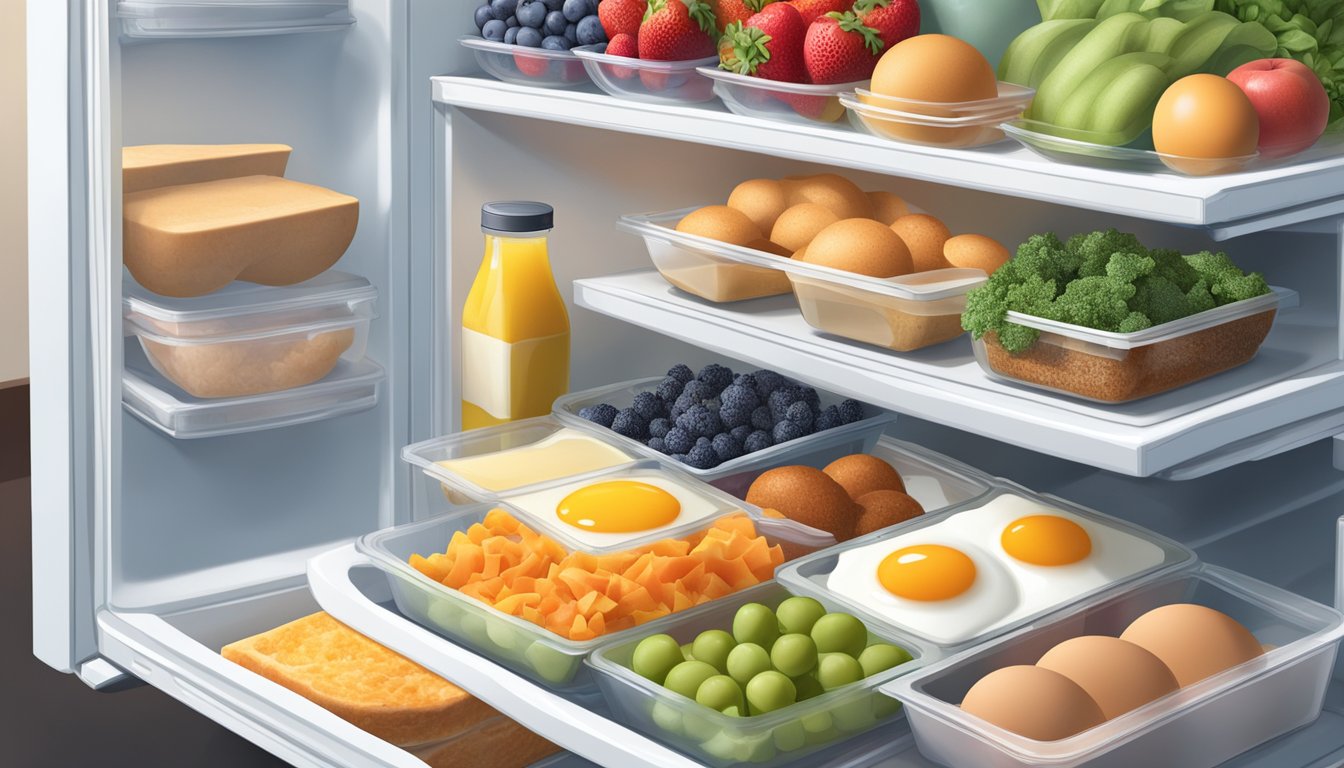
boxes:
[461,202,570,430]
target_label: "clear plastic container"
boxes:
[775,484,1195,652]
[587,582,932,768]
[618,208,794,302]
[699,68,865,125]
[459,36,590,89]
[406,712,560,768]
[970,289,1288,404]
[123,271,377,399]
[853,84,1034,120]
[573,47,718,104]
[553,376,895,490]
[779,256,987,352]
[118,0,355,38]
[359,501,831,689]
[1001,119,1261,177]
[843,93,1022,149]
[886,564,1344,768]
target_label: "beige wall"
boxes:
[0,0,26,387]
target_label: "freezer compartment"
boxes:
[573,48,718,105]
[887,565,1344,768]
[459,37,589,88]
[117,0,355,38]
[699,69,863,125]
[619,209,794,303]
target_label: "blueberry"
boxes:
[744,430,773,454]
[838,399,865,425]
[506,15,520,27]
[611,408,648,440]
[649,418,672,440]
[697,363,735,394]
[541,34,572,49]
[516,0,548,28]
[750,406,774,431]
[685,443,720,470]
[667,364,694,384]
[542,0,564,8]
[481,18,508,41]
[515,25,543,46]
[475,4,497,31]
[773,420,804,444]
[562,0,588,22]
[544,9,569,36]
[730,425,753,443]
[578,402,618,428]
[785,401,814,432]
[632,391,665,421]
[815,405,842,432]
[565,22,578,43]
[712,433,743,463]
[577,15,606,44]
[491,0,519,18]
[503,25,520,43]
[656,376,685,403]
[648,437,667,454]
[664,427,694,455]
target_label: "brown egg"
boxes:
[854,490,924,536]
[824,454,906,499]
[867,191,911,225]
[961,665,1106,741]
[771,203,840,252]
[783,173,873,220]
[728,179,790,234]
[746,238,792,258]
[792,244,808,260]
[1120,604,1263,687]
[746,465,858,541]
[891,214,952,273]
[802,219,914,278]
[871,35,998,111]
[1036,636,1180,719]
[944,234,1010,274]
[677,205,763,246]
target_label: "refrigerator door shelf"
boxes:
[117,1,355,39]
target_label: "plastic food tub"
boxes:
[123,271,377,399]
[1001,119,1261,177]
[553,376,895,491]
[618,208,795,302]
[885,564,1344,768]
[776,483,1196,652]
[970,289,1289,404]
[573,47,717,104]
[843,93,1023,149]
[588,582,932,768]
[699,68,865,125]
[117,0,355,38]
[358,500,832,689]
[854,84,1034,119]
[459,36,589,88]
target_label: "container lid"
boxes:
[697,66,868,95]
[481,201,553,233]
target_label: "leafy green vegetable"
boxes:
[961,229,1270,352]
[1039,0,1219,21]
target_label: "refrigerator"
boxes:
[26,1,1344,766]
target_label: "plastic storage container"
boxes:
[554,375,895,490]
[1001,119,1260,177]
[459,36,589,88]
[123,271,377,399]
[618,208,794,302]
[587,582,932,768]
[406,712,560,768]
[573,47,718,104]
[117,0,355,38]
[699,68,865,125]
[886,565,1344,768]
[780,257,987,352]
[776,484,1196,651]
[842,89,1027,149]
[970,289,1287,403]
[853,84,1034,120]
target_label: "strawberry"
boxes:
[853,0,918,51]
[776,91,846,121]
[718,3,807,83]
[599,0,648,41]
[785,0,847,25]
[708,0,774,33]
[639,0,718,60]
[803,11,882,84]
[606,32,639,79]
[514,52,551,78]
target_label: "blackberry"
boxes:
[677,405,723,439]
[647,437,667,454]
[663,427,694,455]
[785,401,814,432]
[838,399,865,425]
[696,364,735,394]
[720,384,760,414]
[798,386,821,414]
[711,433,743,463]
[703,397,722,413]
[750,406,774,431]
[815,405,842,432]
[733,373,757,393]
[671,392,698,420]
[730,425,753,443]
[632,391,665,421]
[768,387,803,421]
[667,363,694,384]
[751,369,786,400]
[611,408,647,440]
[743,430,773,454]
[685,443,720,470]
[578,403,618,428]
[648,418,672,440]
[671,453,688,462]
[680,380,713,404]
[695,436,712,449]
[655,376,684,403]
[719,401,752,430]
[773,420,804,444]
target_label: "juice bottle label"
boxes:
[461,327,570,421]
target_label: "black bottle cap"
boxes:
[481,201,554,233]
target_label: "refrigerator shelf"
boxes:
[117,0,355,39]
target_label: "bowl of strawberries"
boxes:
[573,0,727,104]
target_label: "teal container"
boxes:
[919,0,1041,71]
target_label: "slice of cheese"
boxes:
[123,174,358,297]
[122,144,292,194]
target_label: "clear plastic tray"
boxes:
[775,484,1196,652]
[573,47,718,104]
[122,340,383,439]
[971,288,1288,404]
[618,208,795,302]
[123,271,377,399]
[886,564,1344,768]
[460,36,590,89]
[843,94,1022,149]
[853,83,1034,119]
[1001,119,1261,177]
[587,582,932,768]
[699,68,865,125]
[118,0,354,38]
[553,375,895,490]
[358,501,829,689]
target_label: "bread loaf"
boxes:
[122,144,292,194]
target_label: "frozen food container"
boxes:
[775,484,1195,652]
[843,94,1022,149]
[459,36,589,88]
[588,582,932,768]
[573,47,717,104]
[853,84,1034,120]
[970,288,1288,404]
[123,271,377,399]
[554,375,895,491]
[117,0,355,38]
[699,68,865,125]
[618,208,795,302]
[358,499,831,689]
[1001,119,1260,177]
[886,565,1344,768]
[780,257,987,352]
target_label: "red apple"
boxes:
[1227,59,1329,159]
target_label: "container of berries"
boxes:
[571,0,722,104]
[464,0,609,88]
[553,363,894,493]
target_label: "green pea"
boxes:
[726,642,772,686]
[632,634,685,685]
[745,670,797,714]
[858,643,913,678]
[793,672,824,701]
[691,629,737,674]
[776,596,827,635]
[695,674,744,711]
[664,660,719,700]
[811,613,868,658]
[816,652,864,691]
[770,633,818,678]
[733,603,781,649]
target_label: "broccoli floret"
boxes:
[1149,248,1200,292]
[1105,251,1155,284]
[1053,276,1135,331]
[1118,312,1152,333]
[995,323,1041,353]
[1186,279,1216,314]
[1068,229,1147,278]
[1131,275,1190,326]
[1184,250,1241,283]
[1008,232,1077,284]
[1213,271,1270,304]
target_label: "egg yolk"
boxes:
[877,544,977,602]
[556,480,681,533]
[1001,515,1091,566]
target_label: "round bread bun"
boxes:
[854,490,925,537]
[867,191,911,225]
[746,465,858,541]
[676,205,763,246]
[944,233,1010,273]
[783,173,873,220]
[823,454,906,499]
[771,203,840,252]
[891,214,952,273]
[728,178,790,234]
[801,218,913,277]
